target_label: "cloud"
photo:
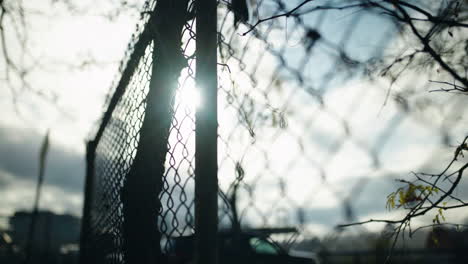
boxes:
[0,125,85,212]
[0,170,83,217]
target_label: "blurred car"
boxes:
[165,229,316,264]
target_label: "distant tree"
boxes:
[0,0,143,113]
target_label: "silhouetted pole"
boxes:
[120,1,191,263]
[195,0,218,264]
[24,131,49,264]
[79,140,96,264]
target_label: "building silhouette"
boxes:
[1,210,80,264]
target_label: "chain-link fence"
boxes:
[80,0,468,263]
[80,1,201,263]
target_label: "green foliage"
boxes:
[433,206,446,225]
[386,183,438,210]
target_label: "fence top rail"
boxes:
[88,1,158,144]
[92,29,153,146]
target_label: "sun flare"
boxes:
[177,82,202,111]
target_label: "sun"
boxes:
[176,78,202,111]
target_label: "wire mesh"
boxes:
[81,0,198,263]
[82,0,468,263]
[216,0,468,253]
[86,39,154,264]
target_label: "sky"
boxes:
[0,0,145,225]
[1,0,468,239]
[214,0,468,236]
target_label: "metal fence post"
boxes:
[79,140,96,264]
[195,0,218,264]
[120,1,190,263]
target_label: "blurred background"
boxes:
[1,0,468,263]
